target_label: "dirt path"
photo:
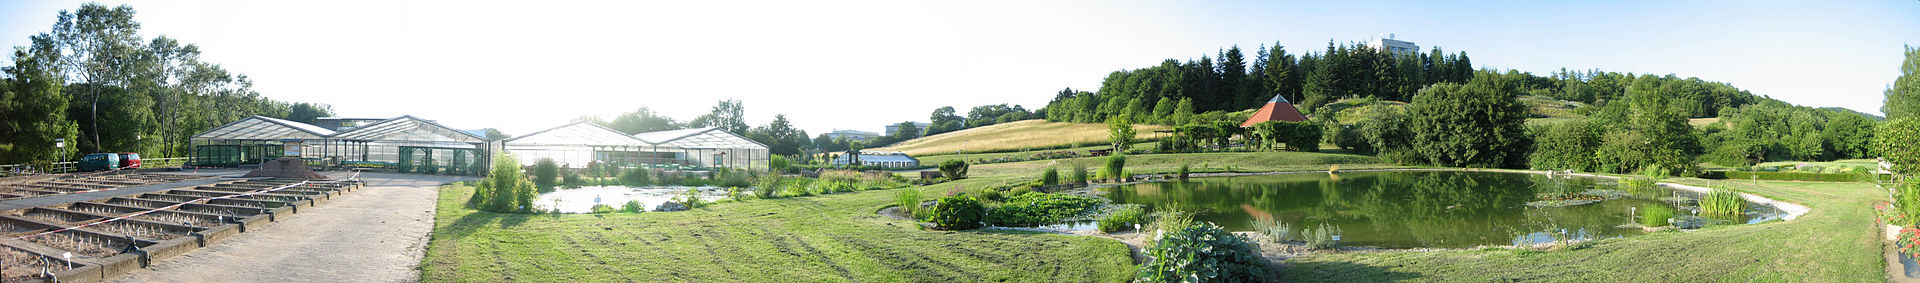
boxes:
[111,173,471,283]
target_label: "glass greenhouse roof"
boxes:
[191,116,336,140]
[653,128,768,150]
[504,122,652,147]
[331,116,486,143]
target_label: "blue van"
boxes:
[78,153,120,171]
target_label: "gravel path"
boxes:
[111,172,471,283]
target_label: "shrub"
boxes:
[679,188,706,209]
[1102,153,1127,182]
[895,187,923,219]
[1700,186,1747,217]
[589,204,616,214]
[1250,217,1295,243]
[969,188,1004,202]
[1097,206,1146,233]
[620,200,645,213]
[1040,167,1060,186]
[1070,165,1090,184]
[1177,163,1190,180]
[620,168,651,186]
[1135,223,1269,282]
[1303,223,1343,249]
[927,196,985,230]
[939,160,970,180]
[533,158,559,191]
[1005,186,1034,198]
[475,151,536,214]
[984,193,1103,226]
[1639,205,1674,227]
[770,155,790,173]
[561,169,582,188]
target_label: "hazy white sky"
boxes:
[2,0,1915,135]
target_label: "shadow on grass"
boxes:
[1281,260,1422,282]
[441,210,534,239]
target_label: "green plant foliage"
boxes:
[984,193,1103,227]
[533,158,559,191]
[561,169,582,188]
[589,204,615,214]
[769,155,790,173]
[1408,74,1532,168]
[471,152,536,214]
[969,188,1004,202]
[1251,121,1323,152]
[1097,206,1146,233]
[1718,171,1878,182]
[1639,205,1675,227]
[1527,120,1602,171]
[896,187,923,219]
[939,160,970,180]
[1102,153,1128,182]
[1700,187,1747,217]
[1877,118,1920,175]
[1109,114,1137,151]
[1040,167,1060,186]
[1896,182,1920,226]
[1005,186,1034,198]
[1135,223,1270,282]
[1303,223,1343,250]
[620,200,644,213]
[620,167,651,186]
[1250,217,1295,243]
[679,188,706,209]
[1070,165,1090,184]
[927,196,985,230]
[1177,163,1191,180]
[1887,45,1920,120]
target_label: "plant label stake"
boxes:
[61,252,69,270]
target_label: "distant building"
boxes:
[831,150,920,168]
[822,129,880,141]
[884,122,930,137]
[1368,34,1418,54]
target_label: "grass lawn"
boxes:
[874,120,1168,156]
[1282,178,1887,281]
[419,149,1888,282]
[911,142,1157,165]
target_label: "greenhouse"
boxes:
[504,122,769,171]
[188,115,493,175]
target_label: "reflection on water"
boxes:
[534,186,731,213]
[1097,171,1783,248]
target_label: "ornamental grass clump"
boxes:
[1250,217,1295,243]
[1040,167,1060,186]
[1303,223,1343,249]
[1700,186,1747,217]
[1070,164,1090,185]
[1639,205,1675,227]
[895,187,924,219]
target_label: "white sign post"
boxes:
[62,252,70,269]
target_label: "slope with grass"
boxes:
[874,120,1168,156]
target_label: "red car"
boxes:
[117,152,141,169]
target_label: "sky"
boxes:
[2,0,1915,136]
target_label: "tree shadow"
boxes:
[439,210,535,239]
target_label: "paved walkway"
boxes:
[111,171,472,283]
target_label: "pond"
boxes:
[1083,171,1784,249]
[533,186,733,213]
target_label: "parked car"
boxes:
[78,153,120,171]
[118,152,141,169]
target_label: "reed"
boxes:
[1638,205,1675,227]
[1699,186,1747,217]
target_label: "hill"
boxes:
[873,120,1168,156]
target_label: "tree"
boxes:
[286,102,331,124]
[481,128,511,141]
[1888,45,1920,120]
[1108,114,1136,151]
[889,121,921,142]
[1876,118,1920,175]
[690,99,747,135]
[1527,120,1602,171]
[1407,75,1531,168]
[927,106,965,135]
[747,114,810,156]
[607,107,681,134]
[1,43,80,163]
[48,3,144,152]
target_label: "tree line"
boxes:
[1043,42,1475,125]
[0,3,331,164]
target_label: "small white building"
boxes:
[830,151,921,168]
[1369,34,1419,54]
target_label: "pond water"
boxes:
[1083,171,1783,249]
[534,186,733,213]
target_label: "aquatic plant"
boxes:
[983,193,1103,227]
[895,187,923,219]
[1040,167,1060,186]
[1303,223,1343,250]
[927,196,984,230]
[1176,164,1190,180]
[1638,205,1675,227]
[1069,164,1090,185]
[1097,205,1146,233]
[1250,217,1295,243]
[620,200,645,213]
[1699,186,1747,217]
